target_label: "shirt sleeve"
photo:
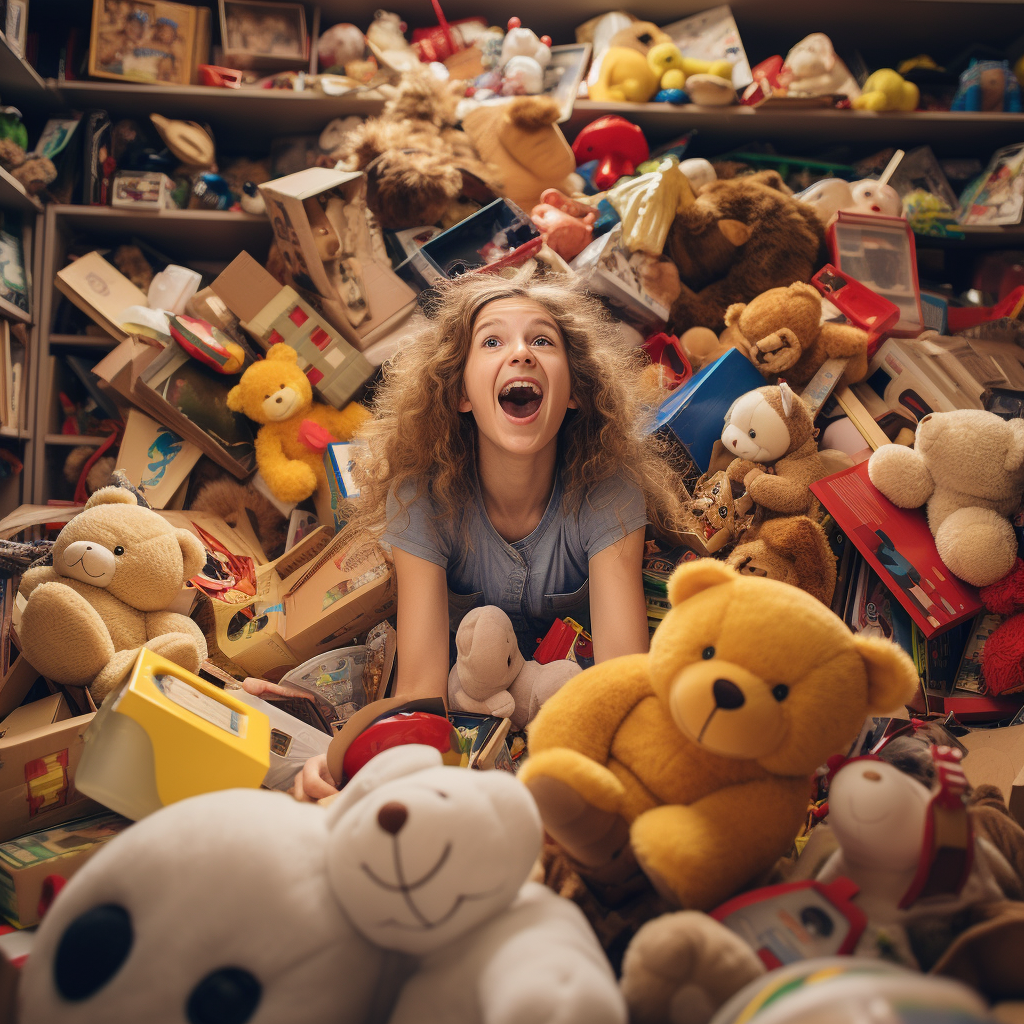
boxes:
[578,472,650,559]
[381,479,451,569]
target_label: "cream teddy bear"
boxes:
[868,409,1024,587]
[18,487,208,701]
[447,605,582,729]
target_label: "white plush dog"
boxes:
[18,746,625,1024]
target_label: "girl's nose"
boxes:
[509,341,534,364]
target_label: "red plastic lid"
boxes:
[342,712,452,781]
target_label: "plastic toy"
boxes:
[951,58,1023,112]
[197,64,242,88]
[794,177,902,224]
[530,189,596,261]
[851,69,919,111]
[167,314,246,374]
[571,116,649,190]
[685,74,737,105]
[782,33,860,99]
[497,16,551,96]
[589,46,659,103]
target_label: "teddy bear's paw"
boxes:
[866,444,932,507]
[621,911,766,1024]
[751,329,800,374]
[936,507,1018,588]
[89,648,144,703]
[20,582,114,686]
[488,964,626,1024]
[267,462,318,503]
[524,773,632,872]
[147,632,204,674]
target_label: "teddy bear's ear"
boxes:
[667,560,736,608]
[723,302,746,327]
[717,219,752,247]
[266,343,299,364]
[175,529,207,582]
[852,634,920,714]
[84,486,137,510]
[226,384,244,413]
[789,282,821,302]
[1005,418,1024,473]
[322,744,443,826]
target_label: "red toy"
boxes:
[198,64,243,88]
[168,314,246,374]
[571,116,649,191]
[978,557,1024,696]
[342,711,453,782]
[641,332,692,390]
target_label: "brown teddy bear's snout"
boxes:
[668,657,787,759]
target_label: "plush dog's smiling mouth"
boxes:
[498,379,543,421]
[362,840,501,930]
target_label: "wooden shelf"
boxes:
[0,32,48,101]
[44,434,108,447]
[0,166,41,215]
[565,102,1024,153]
[54,81,386,149]
[0,427,29,439]
[47,333,118,349]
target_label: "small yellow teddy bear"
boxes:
[226,344,370,503]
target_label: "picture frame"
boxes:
[4,0,28,58]
[219,0,308,72]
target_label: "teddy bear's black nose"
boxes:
[713,678,745,710]
[377,801,408,835]
[275,396,283,403]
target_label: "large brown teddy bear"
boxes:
[18,487,208,701]
[520,560,918,912]
[725,280,870,388]
[666,172,825,334]
[328,72,500,230]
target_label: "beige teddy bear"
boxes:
[447,606,582,730]
[18,487,208,701]
[868,409,1024,587]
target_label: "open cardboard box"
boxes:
[961,724,1024,826]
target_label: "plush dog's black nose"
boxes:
[713,678,745,710]
[377,801,408,834]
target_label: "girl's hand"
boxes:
[292,753,339,802]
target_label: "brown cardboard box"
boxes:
[89,0,211,86]
[282,533,396,662]
[961,724,1024,826]
[54,252,147,343]
[0,713,103,843]
[0,811,131,927]
[0,694,71,740]
[258,168,417,350]
[0,656,46,724]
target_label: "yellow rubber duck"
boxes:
[590,46,659,103]
[851,69,920,111]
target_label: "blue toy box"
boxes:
[649,348,765,473]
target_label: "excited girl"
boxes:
[294,269,688,799]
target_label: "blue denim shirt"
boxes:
[382,470,648,659]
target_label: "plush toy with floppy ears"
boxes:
[868,410,1024,587]
[521,560,919,913]
[16,746,627,1024]
[448,605,582,729]
[665,172,825,334]
[724,281,870,388]
[722,384,848,524]
[18,487,208,701]
[226,344,369,504]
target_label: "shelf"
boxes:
[0,32,48,102]
[0,427,29,439]
[49,205,274,260]
[44,434,109,447]
[48,333,118,349]
[54,81,386,150]
[565,102,1024,153]
[0,165,41,215]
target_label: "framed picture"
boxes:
[4,0,28,58]
[219,0,308,72]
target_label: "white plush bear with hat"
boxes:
[16,746,625,1024]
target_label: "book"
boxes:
[844,561,915,660]
[833,386,890,450]
[810,461,982,638]
[0,214,30,325]
[65,354,122,422]
[54,251,147,343]
[114,409,202,510]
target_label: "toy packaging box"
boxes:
[110,170,176,211]
[0,811,131,928]
[89,0,212,86]
[258,168,418,350]
[323,440,365,533]
[209,251,373,409]
[219,0,309,73]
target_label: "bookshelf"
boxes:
[33,205,273,504]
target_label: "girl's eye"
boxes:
[532,336,553,346]
[482,337,501,348]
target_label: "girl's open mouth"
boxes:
[498,379,543,422]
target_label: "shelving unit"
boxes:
[33,205,273,504]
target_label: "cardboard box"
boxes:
[89,0,211,86]
[0,712,103,844]
[258,168,417,349]
[55,252,148,344]
[0,811,131,927]
[323,441,364,533]
[961,724,1024,825]
[115,409,202,509]
[282,533,396,662]
[209,252,373,409]
[0,695,71,740]
[111,171,176,211]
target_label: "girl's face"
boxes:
[459,297,577,459]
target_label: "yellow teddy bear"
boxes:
[226,344,369,503]
[520,560,918,911]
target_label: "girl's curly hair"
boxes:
[344,269,691,540]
